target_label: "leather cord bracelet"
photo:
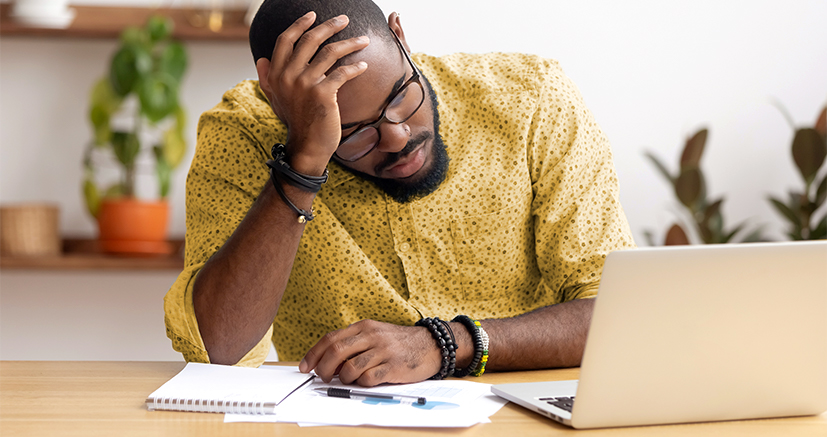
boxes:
[265,143,328,223]
[267,143,328,193]
[269,169,315,223]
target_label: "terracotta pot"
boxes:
[98,198,172,256]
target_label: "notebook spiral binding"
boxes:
[146,396,277,415]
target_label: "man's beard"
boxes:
[340,77,449,204]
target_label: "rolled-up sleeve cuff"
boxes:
[164,264,272,367]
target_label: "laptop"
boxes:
[491,241,827,429]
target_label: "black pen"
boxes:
[315,387,427,405]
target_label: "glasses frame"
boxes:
[334,31,425,162]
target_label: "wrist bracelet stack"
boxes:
[266,143,328,223]
[471,322,489,377]
[451,315,489,377]
[415,317,457,380]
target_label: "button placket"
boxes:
[388,202,421,300]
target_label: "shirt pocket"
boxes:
[451,184,537,303]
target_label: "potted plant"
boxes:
[643,128,764,245]
[82,15,188,255]
[768,105,827,240]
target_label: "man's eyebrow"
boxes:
[340,73,407,130]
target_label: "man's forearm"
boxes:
[450,299,594,372]
[193,182,313,365]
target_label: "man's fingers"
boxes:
[313,334,372,382]
[290,14,350,67]
[300,325,363,376]
[305,36,370,79]
[356,363,393,387]
[269,11,316,76]
[337,350,385,385]
[321,61,368,92]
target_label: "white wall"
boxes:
[1,0,825,360]
[2,0,826,242]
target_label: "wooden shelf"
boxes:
[0,4,249,41]
[0,238,185,271]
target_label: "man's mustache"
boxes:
[375,131,432,175]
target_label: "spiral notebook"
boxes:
[146,363,316,415]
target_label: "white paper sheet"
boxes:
[224,366,507,427]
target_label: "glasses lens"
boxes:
[386,83,424,123]
[337,126,380,161]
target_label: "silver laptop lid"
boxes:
[571,241,827,429]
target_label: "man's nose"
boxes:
[374,122,409,154]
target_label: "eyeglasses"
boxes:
[334,31,425,162]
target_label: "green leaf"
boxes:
[768,196,799,225]
[792,128,827,185]
[644,152,674,185]
[159,41,188,83]
[174,105,186,134]
[111,131,141,167]
[138,73,178,123]
[109,45,152,96]
[740,227,766,243]
[82,178,101,219]
[89,105,111,145]
[664,224,690,245]
[147,15,174,42]
[680,128,708,170]
[103,183,125,199]
[642,230,657,247]
[88,78,122,145]
[816,173,827,208]
[811,215,827,240]
[815,106,826,139]
[702,198,723,228]
[162,125,187,168]
[704,199,724,243]
[721,222,745,244]
[675,167,703,209]
[154,145,172,198]
[120,26,148,47]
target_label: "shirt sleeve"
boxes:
[163,91,277,367]
[527,60,636,304]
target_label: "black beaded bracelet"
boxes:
[268,143,328,193]
[451,315,483,378]
[415,317,457,380]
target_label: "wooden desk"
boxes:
[1,361,825,436]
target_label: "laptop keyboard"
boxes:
[538,396,575,412]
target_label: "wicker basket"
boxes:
[0,204,61,256]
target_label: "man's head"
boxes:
[250,0,449,203]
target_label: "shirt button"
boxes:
[399,243,411,252]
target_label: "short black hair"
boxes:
[250,0,392,63]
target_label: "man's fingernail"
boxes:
[299,358,308,372]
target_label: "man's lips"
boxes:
[383,144,427,179]
[375,131,432,178]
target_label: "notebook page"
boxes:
[146,363,314,414]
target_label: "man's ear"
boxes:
[388,12,411,53]
[255,57,272,96]
[255,58,284,120]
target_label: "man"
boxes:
[164,0,635,387]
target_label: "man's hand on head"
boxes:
[254,11,370,176]
[299,320,442,387]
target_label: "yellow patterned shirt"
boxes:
[164,52,635,365]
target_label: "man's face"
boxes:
[333,33,448,203]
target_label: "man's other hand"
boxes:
[299,320,441,387]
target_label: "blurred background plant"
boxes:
[767,104,827,240]
[643,128,764,245]
[82,15,188,219]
